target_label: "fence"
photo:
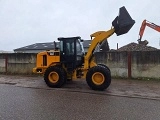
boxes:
[0,51,160,79]
[0,53,36,74]
[95,51,160,79]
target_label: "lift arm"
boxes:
[84,28,115,69]
[138,20,160,42]
[83,6,135,70]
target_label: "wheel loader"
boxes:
[33,6,135,90]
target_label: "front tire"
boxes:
[44,66,66,88]
[98,64,111,73]
[86,66,111,91]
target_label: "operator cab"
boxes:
[58,37,84,72]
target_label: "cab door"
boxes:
[59,38,76,71]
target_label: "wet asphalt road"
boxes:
[0,84,160,120]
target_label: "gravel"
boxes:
[117,42,159,51]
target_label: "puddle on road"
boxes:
[0,82,17,85]
[1,75,160,100]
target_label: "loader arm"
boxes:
[83,6,135,70]
[84,28,115,69]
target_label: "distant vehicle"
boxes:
[138,20,160,45]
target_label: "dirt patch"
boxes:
[0,75,160,100]
[117,42,159,51]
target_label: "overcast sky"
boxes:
[0,0,160,51]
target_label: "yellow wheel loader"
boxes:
[33,6,135,90]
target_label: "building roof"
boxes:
[0,50,13,53]
[83,40,91,48]
[117,42,159,51]
[14,40,92,52]
[14,42,59,51]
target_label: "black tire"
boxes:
[44,66,66,88]
[86,66,111,91]
[98,64,111,73]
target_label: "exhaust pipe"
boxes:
[112,6,135,36]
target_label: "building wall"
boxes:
[131,51,160,78]
[95,52,128,78]
[84,48,88,53]
[0,58,6,73]
[0,53,36,74]
[95,51,160,79]
[0,51,160,79]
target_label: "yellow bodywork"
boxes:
[33,28,115,80]
[33,50,60,74]
[82,28,115,78]
[84,28,115,70]
[66,28,115,79]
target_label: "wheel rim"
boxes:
[48,72,59,83]
[92,72,105,85]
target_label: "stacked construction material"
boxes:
[117,42,159,51]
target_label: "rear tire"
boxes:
[86,66,111,91]
[44,66,66,88]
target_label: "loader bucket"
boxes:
[112,6,135,36]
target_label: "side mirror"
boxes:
[80,39,84,42]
